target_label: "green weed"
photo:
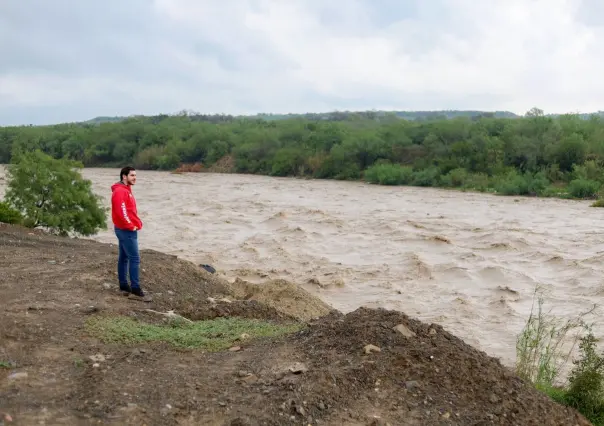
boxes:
[515,288,604,424]
[515,289,590,387]
[85,315,303,351]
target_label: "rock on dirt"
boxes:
[363,344,381,354]
[0,223,593,426]
[287,362,308,374]
[89,354,106,363]
[393,323,416,338]
[6,372,27,381]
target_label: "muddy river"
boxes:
[2,166,604,368]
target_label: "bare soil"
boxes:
[205,155,235,173]
[0,223,592,425]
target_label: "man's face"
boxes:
[124,171,137,186]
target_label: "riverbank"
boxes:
[0,223,593,425]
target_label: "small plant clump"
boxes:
[564,330,604,424]
[515,288,604,425]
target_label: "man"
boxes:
[111,166,150,301]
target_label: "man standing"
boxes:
[111,166,150,301]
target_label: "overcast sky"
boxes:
[0,0,603,125]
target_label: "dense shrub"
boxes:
[412,167,440,187]
[364,163,413,185]
[0,201,22,225]
[567,179,600,199]
[462,173,492,192]
[440,167,469,187]
[494,171,549,196]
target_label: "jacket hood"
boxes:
[111,181,131,192]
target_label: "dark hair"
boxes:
[120,166,136,181]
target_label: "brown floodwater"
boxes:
[2,166,603,369]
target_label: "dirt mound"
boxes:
[229,277,333,321]
[260,308,591,425]
[205,155,235,173]
[0,224,591,425]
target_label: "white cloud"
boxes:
[0,0,603,124]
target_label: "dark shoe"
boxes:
[119,283,131,296]
[131,287,144,296]
[130,287,152,302]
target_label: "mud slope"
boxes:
[0,224,590,425]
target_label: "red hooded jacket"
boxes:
[111,182,143,231]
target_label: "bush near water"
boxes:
[515,289,604,425]
[3,108,604,200]
[0,150,107,236]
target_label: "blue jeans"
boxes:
[114,227,140,290]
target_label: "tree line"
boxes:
[3,108,604,199]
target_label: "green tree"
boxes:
[555,133,587,172]
[4,150,107,236]
[271,147,306,176]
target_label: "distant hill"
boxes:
[80,109,604,126]
[83,110,520,125]
[249,110,521,121]
[82,116,127,124]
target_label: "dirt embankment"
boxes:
[0,224,591,425]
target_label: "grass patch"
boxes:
[515,288,604,424]
[539,384,568,405]
[0,361,12,369]
[591,199,604,208]
[85,315,303,351]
